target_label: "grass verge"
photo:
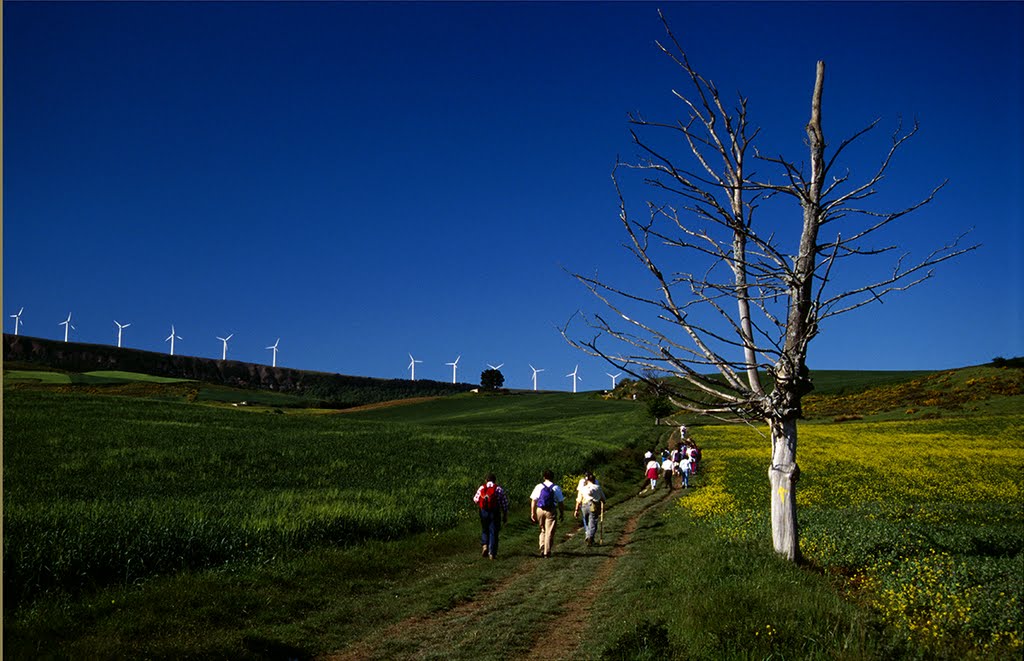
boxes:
[5,461,899,660]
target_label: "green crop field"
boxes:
[3,366,1022,658]
[4,369,194,385]
[2,387,649,611]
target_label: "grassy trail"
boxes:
[323,484,681,660]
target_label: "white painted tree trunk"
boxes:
[768,416,801,561]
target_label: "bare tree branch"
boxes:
[564,16,977,562]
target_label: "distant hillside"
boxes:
[2,334,474,408]
[801,365,1023,420]
[603,363,1023,422]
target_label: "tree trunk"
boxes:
[768,416,800,561]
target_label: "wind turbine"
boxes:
[607,372,622,389]
[217,333,234,361]
[10,307,24,335]
[114,320,131,348]
[446,355,461,384]
[486,363,504,371]
[266,338,280,367]
[59,312,75,342]
[566,365,581,393]
[408,353,423,380]
[165,325,182,355]
[530,364,544,391]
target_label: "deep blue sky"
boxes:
[4,1,1022,390]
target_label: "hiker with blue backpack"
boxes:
[530,470,565,558]
[473,473,509,560]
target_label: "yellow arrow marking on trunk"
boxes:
[777,486,788,503]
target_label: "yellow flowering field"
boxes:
[677,414,1023,658]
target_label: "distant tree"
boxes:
[563,12,975,562]
[480,368,505,391]
[647,395,674,425]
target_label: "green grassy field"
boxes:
[4,369,194,385]
[2,387,648,610]
[3,366,1022,658]
[4,367,325,407]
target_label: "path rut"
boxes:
[321,486,678,661]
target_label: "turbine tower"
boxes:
[59,312,75,342]
[217,333,234,361]
[408,353,423,380]
[530,364,544,392]
[10,307,24,335]
[446,355,461,384]
[566,365,581,393]
[114,320,131,348]
[165,325,182,355]
[266,338,280,367]
[607,372,622,389]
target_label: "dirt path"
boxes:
[331,396,442,413]
[324,568,526,661]
[528,494,656,659]
[321,487,677,661]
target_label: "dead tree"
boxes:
[563,13,975,561]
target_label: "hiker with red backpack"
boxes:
[473,473,509,560]
[530,469,565,558]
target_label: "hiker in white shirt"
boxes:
[661,452,675,490]
[530,470,565,558]
[641,457,660,495]
[678,453,693,488]
[574,472,605,546]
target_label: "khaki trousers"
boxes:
[537,509,558,556]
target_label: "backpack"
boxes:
[536,483,556,511]
[479,483,498,511]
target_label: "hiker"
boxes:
[473,473,509,560]
[574,472,606,546]
[661,450,675,490]
[677,451,692,488]
[641,455,660,494]
[530,470,565,558]
[688,442,701,475]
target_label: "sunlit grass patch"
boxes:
[5,370,73,384]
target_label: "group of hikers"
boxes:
[472,469,605,560]
[641,425,702,494]
[472,425,701,560]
